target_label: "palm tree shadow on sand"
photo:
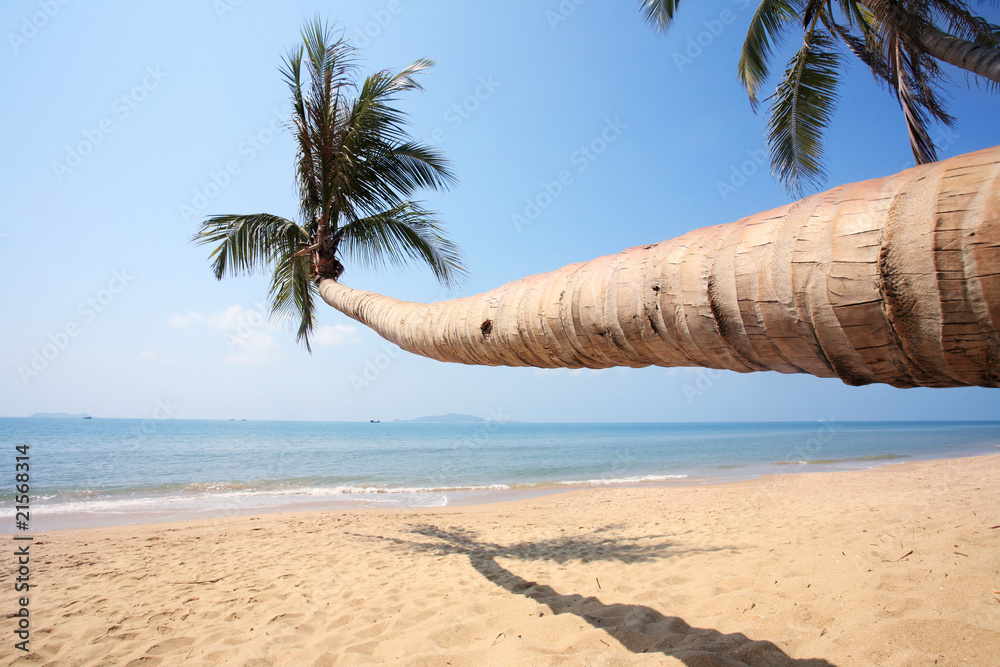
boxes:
[360,524,837,667]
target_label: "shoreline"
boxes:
[18,449,1000,533]
[18,450,999,535]
[8,419,999,533]
[5,451,998,665]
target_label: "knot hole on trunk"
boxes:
[480,319,493,340]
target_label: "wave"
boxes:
[37,487,450,515]
[772,454,908,466]
[555,474,688,486]
[177,481,514,495]
[33,482,524,514]
[33,474,695,516]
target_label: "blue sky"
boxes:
[3,0,999,422]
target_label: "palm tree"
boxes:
[639,0,1000,193]
[196,19,999,390]
[193,18,464,350]
[318,146,1000,388]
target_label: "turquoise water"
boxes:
[1,419,998,530]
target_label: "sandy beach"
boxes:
[4,454,999,666]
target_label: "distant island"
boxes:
[28,412,92,419]
[392,413,487,423]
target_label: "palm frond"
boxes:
[831,19,894,85]
[859,0,931,46]
[739,0,801,108]
[907,51,954,126]
[387,58,436,93]
[802,0,826,31]
[294,17,358,227]
[192,214,309,280]
[281,44,322,225]
[279,47,305,123]
[301,15,356,109]
[890,37,940,163]
[362,142,457,206]
[330,66,456,222]
[832,3,956,164]
[336,203,466,287]
[641,0,995,191]
[269,244,319,351]
[833,0,871,31]
[767,29,842,194]
[930,0,1000,48]
[194,18,467,351]
[638,0,683,32]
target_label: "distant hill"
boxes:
[393,413,486,423]
[29,412,91,419]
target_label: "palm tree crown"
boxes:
[641,0,1000,194]
[194,18,465,350]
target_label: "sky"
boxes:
[3,0,999,423]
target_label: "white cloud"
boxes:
[224,330,281,365]
[171,304,281,365]
[169,311,200,327]
[170,304,270,333]
[312,323,360,347]
[139,350,157,360]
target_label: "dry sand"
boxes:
[3,454,999,666]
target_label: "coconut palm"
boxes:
[196,20,999,390]
[318,145,1000,388]
[640,0,1000,193]
[193,19,464,350]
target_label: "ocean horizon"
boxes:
[3,418,999,531]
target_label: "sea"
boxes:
[2,418,999,531]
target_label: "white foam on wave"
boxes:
[555,474,688,486]
[34,476,690,517]
[34,483,518,515]
[177,482,514,496]
[328,483,512,494]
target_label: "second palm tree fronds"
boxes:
[319,145,1000,389]
[193,19,465,350]
[640,0,1000,194]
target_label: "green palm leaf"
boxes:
[192,214,308,280]
[890,40,942,164]
[642,0,998,190]
[333,66,456,221]
[739,0,800,108]
[767,29,841,194]
[833,4,956,164]
[336,204,466,287]
[193,213,320,346]
[833,0,871,31]
[269,245,319,350]
[194,18,466,352]
[638,0,683,32]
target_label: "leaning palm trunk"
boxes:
[915,23,1000,84]
[320,146,1000,388]
[852,0,1000,85]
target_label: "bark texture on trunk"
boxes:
[319,146,1000,388]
